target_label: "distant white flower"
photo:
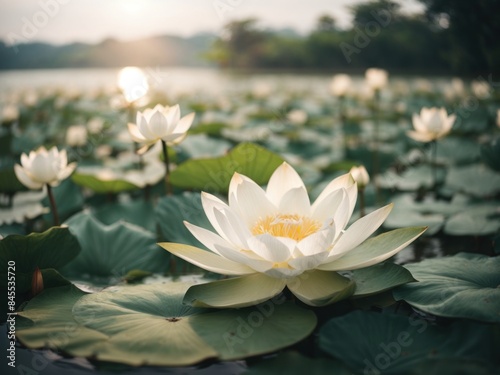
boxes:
[365,68,388,90]
[349,165,370,188]
[128,104,195,152]
[1,104,19,122]
[330,74,352,97]
[87,118,104,134]
[252,82,272,99]
[66,125,88,147]
[408,107,456,143]
[471,80,491,99]
[287,109,308,125]
[14,146,77,190]
[160,162,426,307]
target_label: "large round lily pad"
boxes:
[319,310,497,374]
[17,282,317,366]
[0,227,80,293]
[62,212,169,282]
[446,164,500,197]
[393,253,500,322]
[170,143,284,194]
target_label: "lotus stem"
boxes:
[432,140,437,194]
[373,89,381,203]
[161,140,173,195]
[46,184,60,226]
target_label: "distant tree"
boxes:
[418,0,500,74]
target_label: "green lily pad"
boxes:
[444,207,500,236]
[62,212,169,282]
[378,165,444,191]
[319,310,497,374]
[384,211,444,236]
[155,192,212,247]
[351,262,416,298]
[170,143,284,194]
[393,253,500,322]
[0,227,80,294]
[446,164,500,197]
[179,134,231,158]
[16,285,110,357]
[244,351,352,375]
[18,282,317,366]
[72,173,139,194]
[93,200,156,233]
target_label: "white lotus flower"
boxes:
[408,107,456,143]
[66,125,88,147]
[128,104,194,152]
[349,165,370,188]
[287,109,308,125]
[14,146,77,190]
[365,68,388,90]
[160,163,426,307]
[330,74,352,97]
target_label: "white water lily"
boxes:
[365,68,388,90]
[14,146,76,190]
[128,104,195,152]
[408,107,456,143]
[66,125,88,147]
[160,162,426,308]
[349,165,370,188]
[330,74,352,97]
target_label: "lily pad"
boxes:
[378,165,444,191]
[393,253,500,322]
[319,310,497,374]
[62,212,169,282]
[94,200,156,233]
[384,211,444,236]
[18,282,317,366]
[170,143,284,194]
[0,227,80,294]
[444,207,500,236]
[351,262,416,298]
[446,164,500,197]
[72,172,139,194]
[155,192,212,247]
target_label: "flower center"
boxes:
[251,214,321,241]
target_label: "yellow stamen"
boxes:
[252,214,321,241]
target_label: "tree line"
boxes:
[204,0,500,75]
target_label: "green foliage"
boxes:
[394,253,500,322]
[0,227,80,294]
[17,282,317,366]
[319,310,497,374]
[170,143,284,194]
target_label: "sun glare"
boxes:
[117,67,149,103]
[121,0,144,15]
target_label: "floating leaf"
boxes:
[155,192,212,247]
[446,164,500,197]
[62,212,168,282]
[72,173,139,194]
[393,253,500,322]
[444,208,500,236]
[170,143,284,194]
[0,227,80,294]
[94,200,156,233]
[319,310,497,374]
[351,262,416,298]
[18,282,317,366]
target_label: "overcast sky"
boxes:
[0,0,424,45]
